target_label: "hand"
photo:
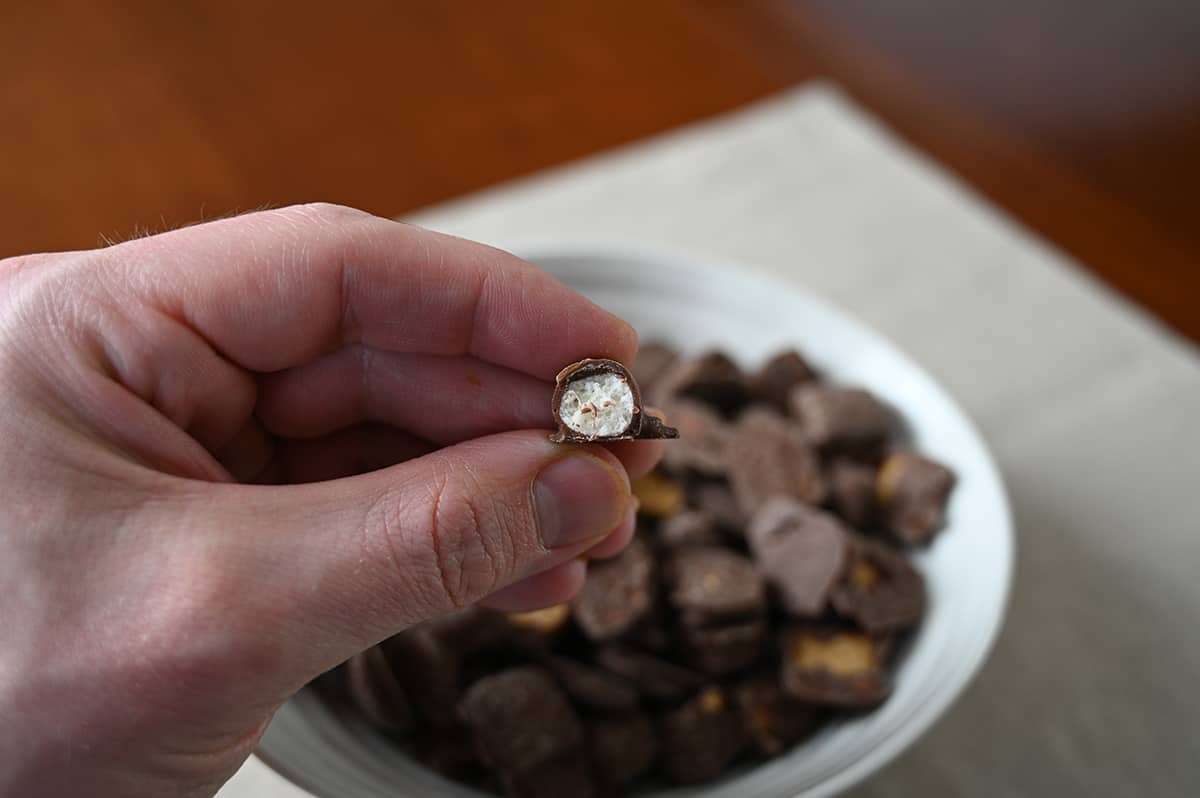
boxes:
[0,204,662,797]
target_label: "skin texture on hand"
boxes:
[0,204,663,797]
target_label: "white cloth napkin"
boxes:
[221,82,1200,798]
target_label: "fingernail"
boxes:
[534,452,629,549]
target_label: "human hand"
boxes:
[0,204,661,796]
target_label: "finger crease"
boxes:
[428,473,463,608]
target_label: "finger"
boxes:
[270,424,435,483]
[255,349,551,443]
[477,560,588,613]
[102,203,637,377]
[603,439,666,481]
[173,430,633,684]
[583,506,638,560]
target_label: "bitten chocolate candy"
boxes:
[344,646,414,734]
[790,385,894,449]
[588,711,659,787]
[831,537,926,633]
[595,646,706,701]
[546,656,639,711]
[746,498,851,617]
[781,627,890,707]
[661,686,747,784]
[551,358,678,442]
[571,538,655,641]
[748,350,817,413]
[654,351,747,415]
[876,452,956,544]
[726,407,827,515]
[458,667,583,773]
[665,546,766,623]
[734,672,824,756]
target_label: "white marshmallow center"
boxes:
[559,372,635,437]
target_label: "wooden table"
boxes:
[3,0,1198,341]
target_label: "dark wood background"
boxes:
[3,1,1198,340]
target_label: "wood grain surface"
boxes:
[2,0,1197,339]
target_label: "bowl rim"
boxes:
[255,239,1015,798]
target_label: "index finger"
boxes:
[101,203,637,377]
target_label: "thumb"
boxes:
[177,430,631,683]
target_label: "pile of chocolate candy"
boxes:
[325,345,956,797]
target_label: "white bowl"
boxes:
[257,244,1014,798]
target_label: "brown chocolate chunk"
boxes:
[654,351,747,415]
[595,647,705,701]
[734,672,824,756]
[546,656,639,711]
[791,385,894,449]
[344,646,414,734]
[661,686,746,784]
[631,470,686,519]
[382,626,462,728]
[630,341,679,398]
[877,452,956,544]
[828,458,878,527]
[659,399,730,476]
[550,358,679,443]
[748,350,817,413]
[681,618,768,675]
[571,538,655,641]
[665,546,765,623]
[657,509,723,548]
[831,537,926,632]
[726,407,827,516]
[746,498,851,617]
[500,749,597,798]
[417,729,482,780]
[588,712,659,787]
[458,667,583,772]
[781,627,890,707]
[689,481,748,530]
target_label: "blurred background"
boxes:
[2,0,1198,340]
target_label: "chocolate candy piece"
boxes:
[630,341,679,399]
[546,655,639,711]
[681,618,768,675]
[550,358,678,442]
[827,458,878,527]
[382,626,462,728]
[689,481,748,530]
[781,627,890,707]
[665,546,765,623]
[661,686,747,784]
[734,672,823,756]
[876,452,956,544]
[458,667,583,773]
[417,729,482,780]
[595,646,705,701]
[500,749,597,798]
[658,509,723,548]
[748,350,816,413]
[630,470,686,518]
[831,537,926,632]
[588,712,659,787]
[660,399,730,476]
[654,351,747,415]
[726,407,827,516]
[746,498,851,617]
[344,646,414,734]
[790,385,894,449]
[571,538,655,641]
